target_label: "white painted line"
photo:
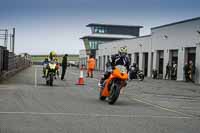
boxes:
[181,106,200,109]
[35,67,37,88]
[0,111,193,119]
[126,94,194,117]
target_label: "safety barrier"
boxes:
[0,46,5,75]
[0,46,32,81]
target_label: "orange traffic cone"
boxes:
[76,66,85,85]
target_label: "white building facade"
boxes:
[96,17,200,84]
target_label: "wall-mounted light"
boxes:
[197,30,200,34]
[163,35,168,39]
[139,44,142,47]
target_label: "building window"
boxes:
[94,26,107,34]
[89,40,106,49]
[89,41,98,49]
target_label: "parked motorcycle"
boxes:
[46,61,57,86]
[99,65,128,105]
[129,67,144,81]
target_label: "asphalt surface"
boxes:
[0,66,200,133]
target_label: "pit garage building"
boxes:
[96,17,200,84]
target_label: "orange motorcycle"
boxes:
[99,65,128,104]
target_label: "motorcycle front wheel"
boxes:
[108,82,120,105]
[49,73,54,86]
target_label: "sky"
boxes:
[0,0,199,55]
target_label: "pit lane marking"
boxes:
[0,111,193,119]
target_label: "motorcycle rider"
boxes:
[98,46,130,88]
[130,62,139,79]
[49,51,57,61]
[44,51,58,77]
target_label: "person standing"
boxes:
[87,55,96,78]
[61,54,68,80]
[188,60,195,82]
[106,58,112,72]
[165,62,171,79]
[55,57,61,79]
[171,62,177,80]
[184,62,189,81]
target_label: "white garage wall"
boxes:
[151,19,200,50]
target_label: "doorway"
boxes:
[143,53,148,76]
[187,48,196,65]
[185,47,196,81]
[169,50,178,80]
[134,53,139,66]
[128,54,132,64]
[158,50,164,77]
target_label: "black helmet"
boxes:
[132,63,136,67]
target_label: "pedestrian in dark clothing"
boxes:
[106,58,112,72]
[165,62,171,79]
[152,69,158,79]
[61,54,68,80]
[184,62,189,81]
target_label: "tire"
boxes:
[138,74,144,81]
[49,73,54,86]
[108,83,120,105]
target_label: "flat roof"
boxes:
[86,23,143,28]
[151,16,200,30]
[80,34,135,39]
[99,34,151,45]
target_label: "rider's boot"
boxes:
[91,73,93,78]
[87,73,89,78]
